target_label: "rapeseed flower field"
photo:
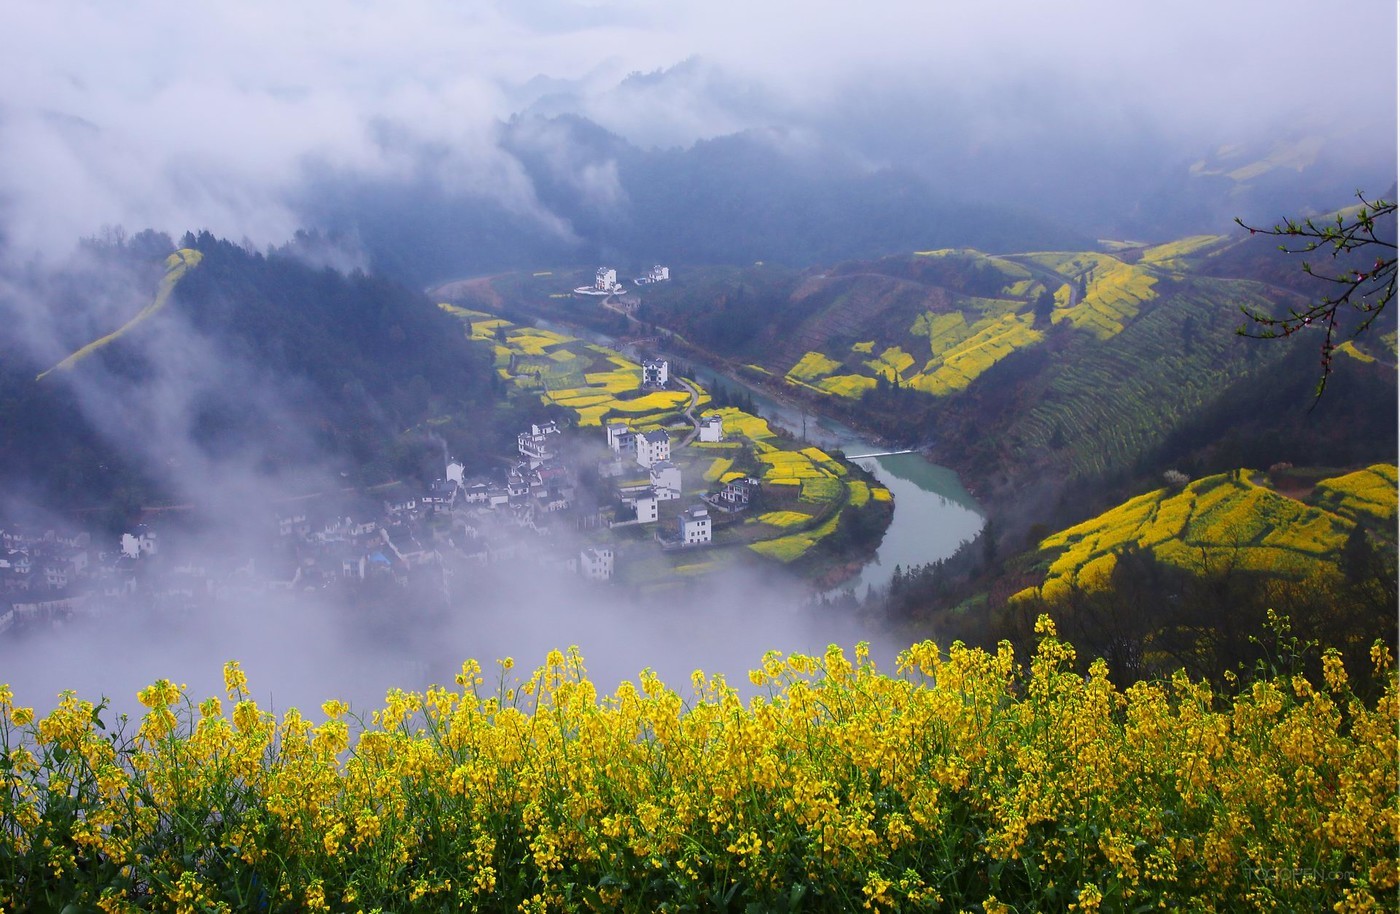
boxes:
[1,620,1393,912]
[771,242,1231,404]
[782,307,1044,400]
[1313,465,1398,528]
[1018,469,1390,602]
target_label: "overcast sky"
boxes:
[1,0,1394,257]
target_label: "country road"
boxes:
[676,376,702,445]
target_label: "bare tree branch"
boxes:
[1235,191,1396,399]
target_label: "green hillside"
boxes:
[682,242,1269,404]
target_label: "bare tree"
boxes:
[1236,191,1396,398]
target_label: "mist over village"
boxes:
[0,2,1395,911]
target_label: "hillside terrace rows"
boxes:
[1014,466,1397,602]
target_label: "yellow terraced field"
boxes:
[712,407,777,443]
[606,391,691,414]
[703,457,734,482]
[1141,234,1228,267]
[1336,340,1376,364]
[817,374,876,397]
[787,351,842,382]
[864,346,916,381]
[545,392,615,409]
[1029,253,1158,340]
[910,313,1043,396]
[1313,464,1398,528]
[800,477,844,502]
[1020,469,1366,602]
[748,509,842,562]
[758,457,824,480]
[755,510,813,528]
[583,370,640,393]
[573,405,613,426]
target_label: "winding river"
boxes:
[685,367,985,595]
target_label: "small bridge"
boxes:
[845,449,915,460]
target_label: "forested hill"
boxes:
[0,232,502,526]
[168,231,502,474]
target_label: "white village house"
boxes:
[518,421,561,466]
[649,461,682,500]
[711,475,761,513]
[605,421,634,454]
[641,357,670,389]
[634,429,671,468]
[579,546,614,581]
[632,490,660,524]
[575,267,626,296]
[120,527,158,559]
[679,505,711,545]
[698,414,724,443]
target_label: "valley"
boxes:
[0,4,1395,910]
[435,227,1396,684]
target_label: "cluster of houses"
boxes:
[598,413,749,549]
[0,526,102,632]
[0,358,771,636]
[572,265,670,297]
[0,521,263,634]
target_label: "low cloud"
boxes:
[1,1,1392,259]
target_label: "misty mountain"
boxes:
[515,56,1396,244]
[297,114,1091,286]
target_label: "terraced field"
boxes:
[1011,251,1160,340]
[1140,234,1230,271]
[1016,467,1396,601]
[768,234,1285,415]
[1008,277,1285,480]
[1312,464,1398,532]
[772,242,1187,401]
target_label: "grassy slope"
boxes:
[1001,276,1283,481]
